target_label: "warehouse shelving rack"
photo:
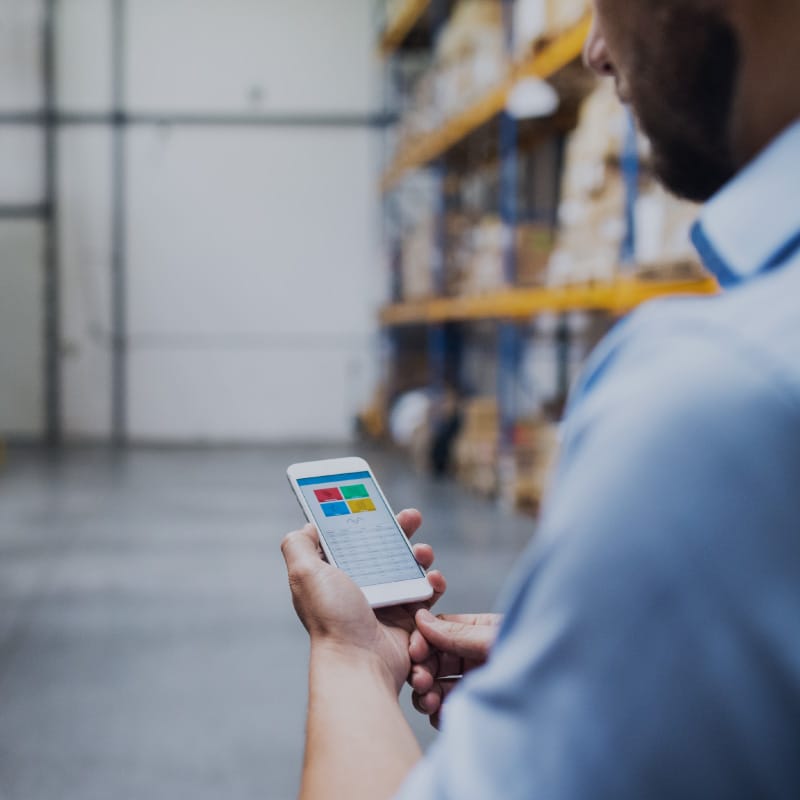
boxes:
[377,1,718,483]
[380,277,719,325]
[379,0,432,54]
[380,13,592,191]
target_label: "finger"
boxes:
[280,524,325,580]
[428,679,461,732]
[409,628,432,664]
[415,609,497,661]
[396,508,422,539]
[409,645,464,693]
[424,569,446,609]
[411,690,428,716]
[402,551,446,610]
[409,658,437,693]
[410,666,434,694]
[412,685,442,716]
[421,612,501,626]
[410,617,461,670]
[415,667,465,721]
[401,569,446,620]
[418,672,462,712]
[411,651,462,689]
[411,543,434,569]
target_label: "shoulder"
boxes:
[531,295,800,598]
[565,293,800,445]
[573,270,800,423]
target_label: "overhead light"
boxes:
[506,77,560,120]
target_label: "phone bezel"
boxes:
[286,456,433,608]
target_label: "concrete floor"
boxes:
[0,445,535,800]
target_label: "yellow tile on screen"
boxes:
[347,498,376,513]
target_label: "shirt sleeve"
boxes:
[394,305,800,800]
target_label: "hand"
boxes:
[408,610,502,729]
[281,509,446,692]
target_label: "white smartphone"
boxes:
[286,456,433,609]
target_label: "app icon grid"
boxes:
[316,484,376,517]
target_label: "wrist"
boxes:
[303,638,422,800]
[310,637,398,694]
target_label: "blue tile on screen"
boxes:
[321,501,350,518]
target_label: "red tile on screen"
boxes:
[314,487,343,503]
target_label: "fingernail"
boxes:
[416,608,435,624]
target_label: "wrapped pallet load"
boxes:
[548,80,709,286]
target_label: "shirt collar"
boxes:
[691,117,800,287]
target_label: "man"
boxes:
[281,0,800,797]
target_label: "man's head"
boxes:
[584,0,800,202]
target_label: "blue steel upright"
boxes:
[427,0,453,410]
[620,109,640,266]
[498,0,521,455]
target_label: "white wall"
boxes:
[0,2,44,437]
[126,125,378,441]
[0,221,43,437]
[0,2,43,110]
[126,0,376,115]
[58,126,113,437]
[1,0,382,442]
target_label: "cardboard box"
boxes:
[455,217,556,294]
[517,224,556,286]
[453,397,500,496]
[500,417,560,515]
[548,81,705,286]
[401,217,436,299]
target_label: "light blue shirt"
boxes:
[397,119,800,799]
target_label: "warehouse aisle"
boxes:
[0,446,534,800]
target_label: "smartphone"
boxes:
[287,457,433,609]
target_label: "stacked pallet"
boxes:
[452,397,500,497]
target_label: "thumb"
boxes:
[281,524,324,579]
[415,609,495,661]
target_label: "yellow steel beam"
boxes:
[379,0,431,56]
[379,298,433,325]
[516,15,593,82]
[379,277,720,325]
[380,14,593,192]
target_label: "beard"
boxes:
[626,7,741,202]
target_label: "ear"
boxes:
[583,16,615,77]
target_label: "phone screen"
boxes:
[297,470,424,588]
